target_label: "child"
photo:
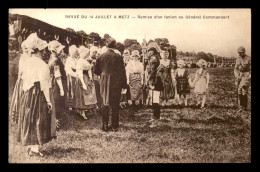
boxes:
[193,59,210,109]
[174,59,190,106]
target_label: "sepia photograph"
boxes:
[8,8,251,163]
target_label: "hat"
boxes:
[131,50,140,58]
[100,46,108,54]
[97,48,102,55]
[106,38,116,48]
[48,40,65,54]
[69,45,78,56]
[21,40,28,50]
[90,46,98,55]
[197,59,207,67]
[80,48,90,59]
[238,46,246,53]
[78,45,86,55]
[25,33,48,53]
[147,42,162,54]
[177,59,185,66]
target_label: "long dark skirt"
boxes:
[129,73,143,101]
[52,80,67,120]
[67,75,77,109]
[75,72,97,111]
[49,88,56,138]
[120,85,130,103]
[17,82,53,146]
[94,79,102,109]
[159,68,175,100]
[9,78,23,123]
[176,77,190,95]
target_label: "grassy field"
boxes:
[8,67,251,163]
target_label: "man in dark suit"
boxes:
[93,38,127,132]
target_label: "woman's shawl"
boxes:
[76,58,92,78]
[125,60,143,83]
[22,55,50,91]
[18,53,30,76]
[65,56,77,77]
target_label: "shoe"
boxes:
[112,128,118,132]
[80,111,88,120]
[149,121,157,128]
[238,106,244,112]
[28,150,44,157]
[149,118,155,123]
[56,120,61,130]
[26,147,31,155]
[159,116,165,120]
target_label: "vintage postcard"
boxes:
[8,8,251,163]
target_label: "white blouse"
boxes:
[76,58,92,78]
[22,55,50,92]
[160,59,170,67]
[18,53,30,76]
[65,56,77,77]
[125,60,144,83]
[176,68,186,77]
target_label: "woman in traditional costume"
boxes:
[9,39,31,123]
[174,59,191,107]
[192,59,210,109]
[65,45,79,114]
[145,42,164,128]
[125,50,144,106]
[48,40,67,129]
[120,49,131,108]
[17,33,53,156]
[93,48,103,111]
[75,48,97,119]
[157,50,175,107]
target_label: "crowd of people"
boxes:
[9,32,251,157]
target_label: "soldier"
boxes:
[234,46,251,111]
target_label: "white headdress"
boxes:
[90,46,99,56]
[80,48,90,59]
[177,59,185,66]
[25,33,48,54]
[21,40,28,50]
[48,40,65,54]
[100,46,108,54]
[78,45,86,55]
[131,50,140,59]
[69,45,78,56]
[197,59,207,67]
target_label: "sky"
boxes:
[9,8,251,57]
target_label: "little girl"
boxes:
[174,59,190,106]
[192,59,210,109]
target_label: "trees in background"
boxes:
[123,39,142,53]
[89,32,101,46]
